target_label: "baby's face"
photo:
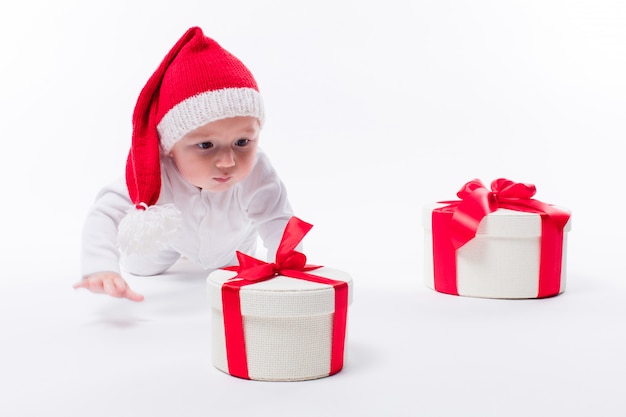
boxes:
[169,116,260,192]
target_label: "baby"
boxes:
[74,27,295,302]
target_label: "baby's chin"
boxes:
[200,178,242,193]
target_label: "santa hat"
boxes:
[118,27,264,254]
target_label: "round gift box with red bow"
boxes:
[207,267,353,381]
[423,179,572,299]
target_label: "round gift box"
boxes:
[207,267,353,381]
[423,203,572,299]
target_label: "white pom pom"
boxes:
[117,204,182,254]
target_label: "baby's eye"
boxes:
[235,138,250,147]
[197,142,213,149]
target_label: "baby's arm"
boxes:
[241,153,298,260]
[81,178,130,277]
[73,271,144,302]
[78,179,145,302]
[78,177,180,300]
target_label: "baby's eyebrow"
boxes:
[184,132,210,139]
[186,132,217,141]
[185,126,259,141]
[238,127,258,135]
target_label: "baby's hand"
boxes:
[73,271,144,302]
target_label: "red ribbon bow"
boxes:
[221,216,349,379]
[226,218,320,282]
[432,178,571,297]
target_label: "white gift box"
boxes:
[207,267,353,381]
[423,203,572,299]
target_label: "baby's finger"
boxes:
[103,278,124,298]
[112,277,144,302]
[112,276,129,293]
[73,278,102,293]
[123,288,145,302]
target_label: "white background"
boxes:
[1,1,624,416]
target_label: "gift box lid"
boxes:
[423,203,572,238]
[207,267,353,317]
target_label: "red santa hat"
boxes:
[118,27,264,254]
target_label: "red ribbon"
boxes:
[221,216,349,379]
[432,179,571,297]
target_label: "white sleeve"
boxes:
[80,177,129,277]
[238,152,298,261]
[80,177,181,278]
[119,251,181,277]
